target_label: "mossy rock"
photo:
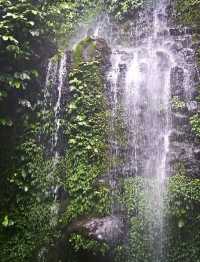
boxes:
[73,37,111,69]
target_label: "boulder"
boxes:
[68,216,124,244]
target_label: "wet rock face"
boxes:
[171,67,185,96]
[83,216,124,244]
[68,216,124,245]
[169,32,200,178]
[95,38,112,70]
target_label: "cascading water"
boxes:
[42,53,67,201]
[102,0,178,260]
[43,53,67,159]
[53,54,67,162]
[38,53,68,262]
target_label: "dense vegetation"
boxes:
[121,175,200,262]
[0,1,103,261]
[0,0,200,262]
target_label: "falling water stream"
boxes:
[42,53,67,204]
[105,0,176,260]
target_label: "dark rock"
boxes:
[169,28,183,36]
[95,38,112,71]
[182,48,195,64]
[187,101,198,113]
[170,42,183,52]
[170,130,186,143]
[68,216,124,244]
[172,113,189,126]
[170,66,185,97]
[119,63,127,72]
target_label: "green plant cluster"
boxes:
[0,0,47,126]
[0,139,59,261]
[73,37,96,66]
[119,175,200,262]
[171,96,186,110]
[176,0,200,26]
[105,0,144,20]
[61,38,111,252]
[104,0,144,20]
[0,0,100,126]
[69,234,109,255]
[166,175,200,262]
[190,114,200,137]
[64,64,110,221]
[44,1,101,49]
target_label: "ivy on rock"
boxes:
[61,37,111,253]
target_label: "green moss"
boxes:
[73,37,97,67]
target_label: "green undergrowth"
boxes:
[69,234,109,255]
[175,0,200,26]
[171,96,186,111]
[118,175,200,262]
[0,139,60,261]
[190,114,200,137]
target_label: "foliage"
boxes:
[120,175,200,262]
[69,234,109,255]
[0,0,51,119]
[104,0,144,20]
[1,0,200,261]
[0,139,59,261]
[176,0,200,26]
[0,0,100,126]
[166,175,200,262]
[63,40,111,223]
[57,38,111,253]
[0,2,107,260]
[171,96,186,110]
[190,114,200,137]
[44,0,101,48]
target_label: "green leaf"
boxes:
[0,90,7,98]
[28,21,35,26]
[69,139,76,144]
[2,216,9,227]
[6,44,20,53]
[0,117,13,126]
[2,35,9,41]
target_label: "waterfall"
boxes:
[53,53,67,162]
[42,53,67,203]
[43,54,67,161]
[103,0,178,260]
